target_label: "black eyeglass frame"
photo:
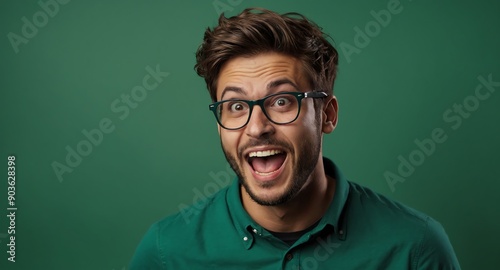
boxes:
[208,91,328,130]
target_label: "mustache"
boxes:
[238,137,294,159]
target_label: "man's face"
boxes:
[216,52,327,206]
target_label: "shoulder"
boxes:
[346,181,460,269]
[129,185,231,269]
[413,215,461,269]
[347,181,429,226]
[159,183,232,230]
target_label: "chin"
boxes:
[241,175,300,206]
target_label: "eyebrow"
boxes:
[220,86,246,101]
[220,78,299,100]
[267,78,299,91]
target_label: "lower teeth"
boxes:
[255,169,278,176]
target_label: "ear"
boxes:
[321,95,338,134]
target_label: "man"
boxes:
[130,8,460,269]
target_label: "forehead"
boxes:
[216,53,308,100]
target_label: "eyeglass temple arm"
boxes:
[304,92,328,98]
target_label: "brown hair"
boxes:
[195,8,339,102]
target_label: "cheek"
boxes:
[283,108,319,150]
[220,131,241,155]
[297,102,320,134]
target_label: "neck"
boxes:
[241,158,336,233]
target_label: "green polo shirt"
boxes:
[130,158,460,269]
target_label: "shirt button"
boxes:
[253,229,258,233]
[243,236,248,241]
[285,253,293,261]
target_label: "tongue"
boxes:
[251,154,286,173]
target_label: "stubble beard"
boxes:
[221,128,322,206]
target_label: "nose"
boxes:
[244,104,275,138]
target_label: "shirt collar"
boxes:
[226,157,350,249]
[314,157,350,240]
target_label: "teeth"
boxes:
[248,149,283,158]
[255,169,280,175]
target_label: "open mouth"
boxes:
[246,149,287,177]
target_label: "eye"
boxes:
[274,97,291,107]
[229,102,246,112]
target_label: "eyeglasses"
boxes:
[209,91,328,130]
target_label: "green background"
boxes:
[1,0,499,269]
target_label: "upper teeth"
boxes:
[249,150,283,158]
